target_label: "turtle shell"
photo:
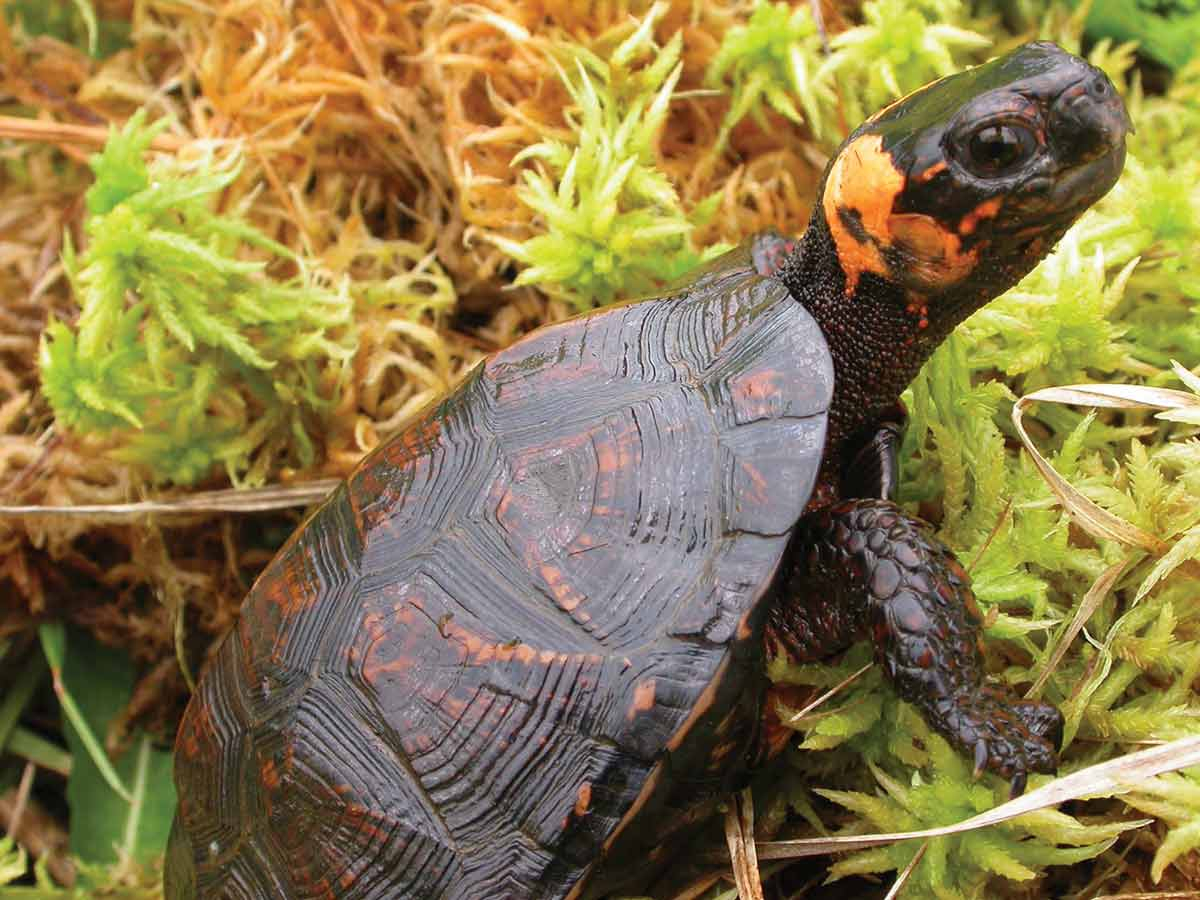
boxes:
[166,242,834,899]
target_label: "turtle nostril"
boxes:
[1050,73,1130,162]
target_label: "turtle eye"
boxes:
[963,123,1037,175]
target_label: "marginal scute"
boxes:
[236,484,362,682]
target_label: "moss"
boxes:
[489,5,727,308]
[705,0,831,144]
[39,112,356,486]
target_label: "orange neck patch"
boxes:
[821,134,1000,297]
[822,133,903,296]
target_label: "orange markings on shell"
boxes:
[455,626,539,666]
[823,134,904,295]
[358,602,424,682]
[736,461,770,507]
[628,679,657,720]
[260,550,323,617]
[378,416,442,470]
[729,368,784,420]
[574,782,592,817]
[260,757,281,791]
[539,562,586,612]
[177,700,213,759]
[364,601,604,681]
[348,414,444,540]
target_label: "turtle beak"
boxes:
[1047,67,1131,211]
[1050,68,1132,156]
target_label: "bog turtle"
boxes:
[166,41,1130,899]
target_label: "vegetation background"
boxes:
[0,0,1198,897]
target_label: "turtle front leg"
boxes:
[766,425,1062,796]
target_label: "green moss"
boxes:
[39,111,356,486]
[4,0,131,58]
[490,6,727,309]
[774,651,1130,899]
[821,0,991,131]
[1081,0,1200,70]
[705,0,831,144]
[816,739,1124,899]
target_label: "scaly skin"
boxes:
[766,499,1063,796]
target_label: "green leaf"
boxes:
[56,628,176,870]
[0,837,29,885]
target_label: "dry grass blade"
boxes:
[724,787,764,900]
[1012,388,1172,554]
[1022,384,1200,412]
[0,115,186,151]
[883,841,928,900]
[756,734,1200,860]
[781,662,872,726]
[1027,556,1132,699]
[667,872,724,900]
[0,480,340,518]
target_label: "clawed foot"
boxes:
[780,497,1065,799]
[940,686,1063,798]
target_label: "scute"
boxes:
[168,246,834,899]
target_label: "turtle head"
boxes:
[817,41,1130,304]
[779,42,1130,476]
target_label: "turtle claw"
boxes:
[1008,770,1028,800]
[973,739,989,780]
[938,687,1059,795]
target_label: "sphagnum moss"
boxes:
[489,7,727,308]
[39,112,357,486]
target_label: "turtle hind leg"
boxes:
[767,498,1062,797]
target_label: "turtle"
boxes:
[165,41,1130,900]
